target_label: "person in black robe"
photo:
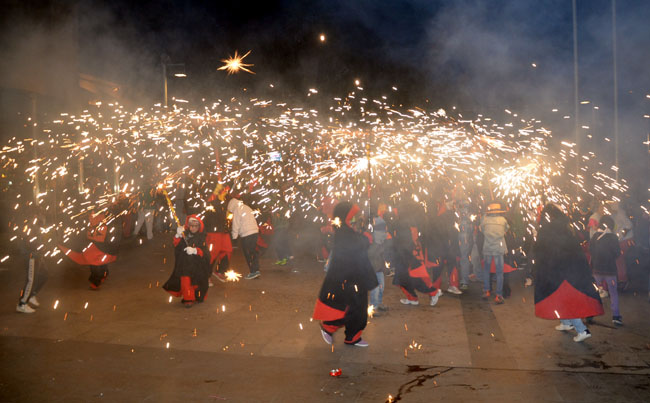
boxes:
[163,215,211,308]
[393,219,441,307]
[204,187,233,283]
[534,204,603,342]
[312,202,378,347]
[59,204,122,290]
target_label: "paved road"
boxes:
[1,234,649,402]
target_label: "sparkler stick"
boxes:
[162,189,183,229]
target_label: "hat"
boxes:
[486,202,505,214]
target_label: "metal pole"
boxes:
[572,0,580,189]
[367,130,372,219]
[31,95,40,205]
[163,62,168,108]
[612,0,619,181]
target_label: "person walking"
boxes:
[313,202,378,347]
[590,215,623,325]
[480,202,509,304]
[534,204,603,342]
[227,196,261,279]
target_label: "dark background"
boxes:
[0,0,648,197]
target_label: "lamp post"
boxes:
[161,55,186,107]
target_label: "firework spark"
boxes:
[217,50,255,75]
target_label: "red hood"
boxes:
[184,214,205,233]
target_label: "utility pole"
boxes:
[572,0,580,190]
[612,0,619,181]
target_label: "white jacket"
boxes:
[227,198,259,239]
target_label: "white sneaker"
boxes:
[430,291,440,306]
[354,339,369,347]
[16,303,35,313]
[320,329,333,345]
[555,323,575,331]
[28,296,40,307]
[447,286,462,295]
[400,298,419,306]
[573,330,592,342]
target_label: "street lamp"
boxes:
[161,56,186,107]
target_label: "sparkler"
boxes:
[217,50,255,75]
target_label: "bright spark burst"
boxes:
[225,270,242,282]
[217,50,255,75]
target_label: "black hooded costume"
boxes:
[393,220,439,300]
[534,204,603,319]
[163,214,211,305]
[312,202,378,345]
[59,206,122,289]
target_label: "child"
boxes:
[163,215,211,307]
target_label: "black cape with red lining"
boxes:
[163,218,211,302]
[59,211,121,266]
[392,221,438,295]
[533,207,603,320]
[313,224,378,322]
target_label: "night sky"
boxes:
[1,0,649,187]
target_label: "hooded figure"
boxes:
[59,205,122,289]
[163,214,211,307]
[203,194,233,282]
[392,218,441,306]
[312,202,378,347]
[534,204,603,342]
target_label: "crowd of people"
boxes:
[13,179,650,348]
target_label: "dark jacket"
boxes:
[203,200,230,233]
[589,231,621,275]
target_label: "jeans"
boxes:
[273,228,292,260]
[240,233,260,274]
[594,274,620,317]
[133,208,154,240]
[561,318,587,333]
[459,232,473,285]
[470,243,482,281]
[483,254,504,296]
[370,272,385,307]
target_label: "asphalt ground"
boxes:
[1,233,649,402]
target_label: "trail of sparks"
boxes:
[1,90,628,263]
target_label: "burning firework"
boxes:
[217,50,255,75]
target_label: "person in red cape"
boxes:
[312,201,378,347]
[163,215,211,308]
[393,217,441,307]
[59,208,121,290]
[534,204,603,342]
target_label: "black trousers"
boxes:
[19,255,48,304]
[240,234,260,274]
[89,265,109,286]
